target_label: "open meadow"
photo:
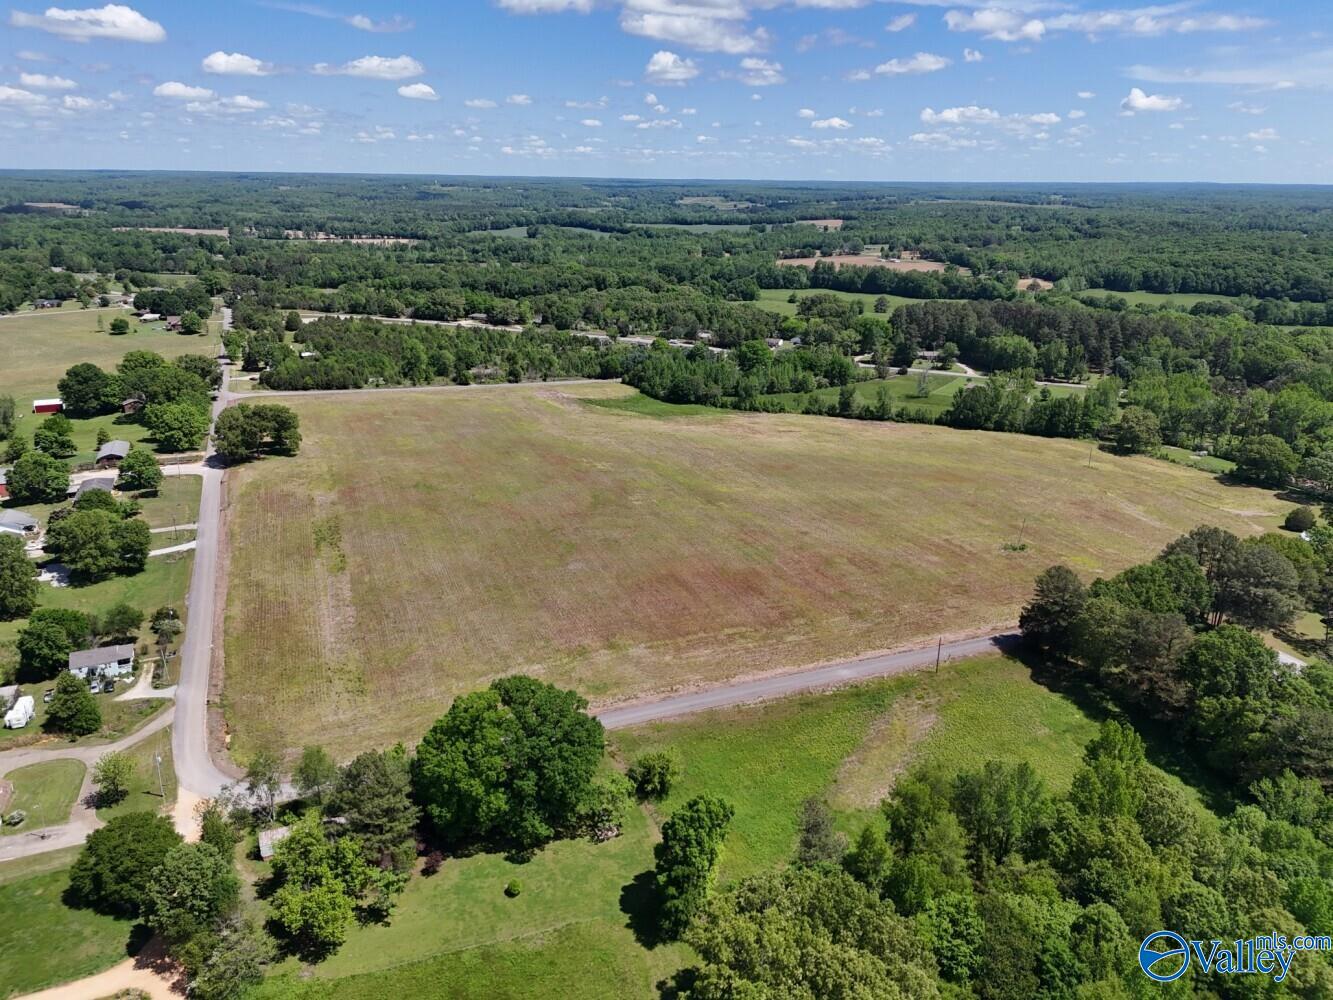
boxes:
[221,382,1287,757]
[0,305,219,432]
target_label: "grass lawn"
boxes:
[0,859,134,997]
[755,287,932,317]
[95,725,175,822]
[132,473,203,529]
[221,381,1286,757]
[764,373,973,417]
[0,759,86,835]
[0,305,218,428]
[1083,288,1238,309]
[1158,445,1236,475]
[256,921,680,1000]
[0,693,167,752]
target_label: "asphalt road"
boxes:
[594,633,1018,729]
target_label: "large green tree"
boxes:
[144,842,240,944]
[655,794,734,939]
[44,670,101,735]
[411,676,604,850]
[6,449,70,503]
[0,532,38,620]
[327,746,419,872]
[69,811,183,915]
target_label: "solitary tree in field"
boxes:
[93,751,135,805]
[110,316,130,336]
[655,794,734,939]
[1020,565,1087,656]
[1113,406,1161,454]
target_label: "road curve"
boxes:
[594,632,1019,730]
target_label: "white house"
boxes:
[4,695,34,729]
[67,644,136,681]
[0,510,39,538]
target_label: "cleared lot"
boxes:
[222,383,1285,756]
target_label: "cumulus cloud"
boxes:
[0,84,46,105]
[1246,127,1278,141]
[797,107,816,118]
[580,117,602,126]
[19,72,76,89]
[506,93,532,105]
[397,82,438,100]
[811,116,852,130]
[733,57,785,86]
[886,13,916,33]
[153,81,215,100]
[184,94,269,115]
[464,98,497,108]
[963,48,983,63]
[874,52,950,76]
[1119,87,1183,113]
[61,94,107,110]
[1077,90,1096,99]
[10,3,165,42]
[645,50,699,85]
[202,51,273,76]
[312,55,423,79]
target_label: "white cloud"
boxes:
[963,48,983,62]
[620,10,770,55]
[18,72,76,90]
[788,137,816,149]
[565,96,609,109]
[811,116,852,130]
[580,117,602,126]
[1067,109,1085,119]
[61,94,106,110]
[201,51,273,76]
[345,13,412,33]
[10,4,165,43]
[910,131,979,149]
[0,85,46,105]
[644,50,699,85]
[1077,90,1096,99]
[874,52,950,76]
[465,98,497,109]
[1228,101,1266,115]
[885,13,916,33]
[620,113,642,121]
[312,55,423,80]
[154,81,215,100]
[921,105,1000,126]
[397,82,438,101]
[797,108,816,118]
[734,57,784,86]
[183,94,269,115]
[943,6,1265,43]
[16,49,49,61]
[507,93,532,105]
[1246,127,1278,141]
[1119,87,1183,113]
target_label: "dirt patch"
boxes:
[1019,276,1055,291]
[828,695,938,811]
[282,231,419,245]
[777,254,967,274]
[796,218,844,230]
[112,227,229,237]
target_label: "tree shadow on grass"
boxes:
[619,868,665,949]
[1010,645,1238,816]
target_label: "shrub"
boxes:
[505,879,522,898]
[5,810,26,827]
[1284,506,1317,533]
[628,750,681,801]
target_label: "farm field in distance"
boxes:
[754,286,938,317]
[222,381,1287,757]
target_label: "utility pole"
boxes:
[935,636,942,673]
[154,746,166,801]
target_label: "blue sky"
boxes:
[1,1,1328,181]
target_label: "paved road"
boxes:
[594,632,1018,729]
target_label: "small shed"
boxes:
[67,644,136,680]
[32,398,63,415]
[258,826,292,860]
[165,316,182,331]
[34,299,62,309]
[122,396,145,415]
[0,510,39,537]
[95,440,131,468]
[139,312,161,323]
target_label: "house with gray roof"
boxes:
[67,644,136,680]
[95,440,131,467]
[73,476,116,499]
[0,509,39,537]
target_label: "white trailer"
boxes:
[4,695,34,729]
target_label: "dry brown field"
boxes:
[221,382,1287,757]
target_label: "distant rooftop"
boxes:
[96,440,131,461]
[68,644,134,671]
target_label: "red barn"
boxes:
[32,398,63,415]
